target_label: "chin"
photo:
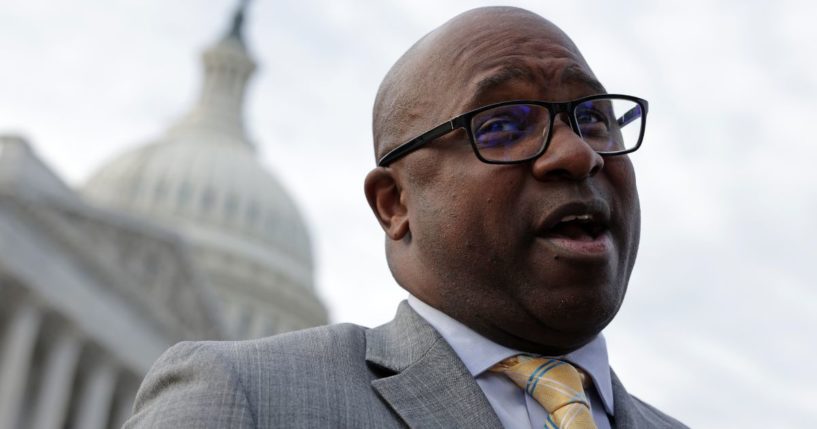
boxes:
[472,300,619,356]
[560,298,620,334]
[518,291,623,351]
[499,329,596,357]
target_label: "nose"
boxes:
[530,118,604,181]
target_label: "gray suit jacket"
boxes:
[125,302,686,428]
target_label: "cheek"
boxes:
[605,157,639,213]
[603,157,641,268]
[410,169,527,271]
[454,173,528,245]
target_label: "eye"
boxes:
[472,105,534,148]
[575,109,608,126]
[477,117,524,134]
[473,116,527,149]
[575,107,612,137]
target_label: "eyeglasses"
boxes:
[377,94,649,167]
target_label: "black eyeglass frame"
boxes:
[377,93,649,167]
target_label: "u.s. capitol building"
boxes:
[0,4,327,428]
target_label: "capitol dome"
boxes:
[83,135,313,288]
[83,3,327,338]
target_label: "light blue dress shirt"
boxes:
[408,295,614,429]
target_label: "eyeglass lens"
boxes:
[469,97,643,162]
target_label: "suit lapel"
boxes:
[611,370,640,429]
[366,301,503,429]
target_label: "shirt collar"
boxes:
[407,294,615,415]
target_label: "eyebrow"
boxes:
[560,64,607,94]
[474,65,537,93]
[472,63,607,101]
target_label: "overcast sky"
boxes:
[1,0,815,427]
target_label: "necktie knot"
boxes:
[490,355,597,429]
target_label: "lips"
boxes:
[536,200,613,256]
[549,213,606,241]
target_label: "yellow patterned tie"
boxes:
[490,355,597,429]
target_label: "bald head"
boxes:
[372,7,589,162]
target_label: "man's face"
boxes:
[382,11,641,355]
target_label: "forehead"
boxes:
[372,8,603,159]
[430,12,602,109]
[465,61,605,108]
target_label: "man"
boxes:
[126,6,686,428]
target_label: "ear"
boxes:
[364,167,410,240]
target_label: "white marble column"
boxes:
[74,357,117,429]
[31,331,81,429]
[0,303,42,429]
[109,379,138,429]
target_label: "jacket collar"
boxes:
[611,370,643,429]
[365,301,503,428]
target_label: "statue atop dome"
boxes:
[227,0,251,41]
[161,0,257,148]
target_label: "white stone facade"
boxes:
[0,3,327,428]
[0,135,225,428]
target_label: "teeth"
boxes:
[560,214,593,223]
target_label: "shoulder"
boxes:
[165,321,371,382]
[241,322,369,356]
[125,323,376,428]
[212,323,374,382]
[124,339,258,428]
[144,322,370,382]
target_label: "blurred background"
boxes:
[0,0,814,427]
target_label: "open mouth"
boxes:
[537,201,613,256]
[547,214,607,242]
